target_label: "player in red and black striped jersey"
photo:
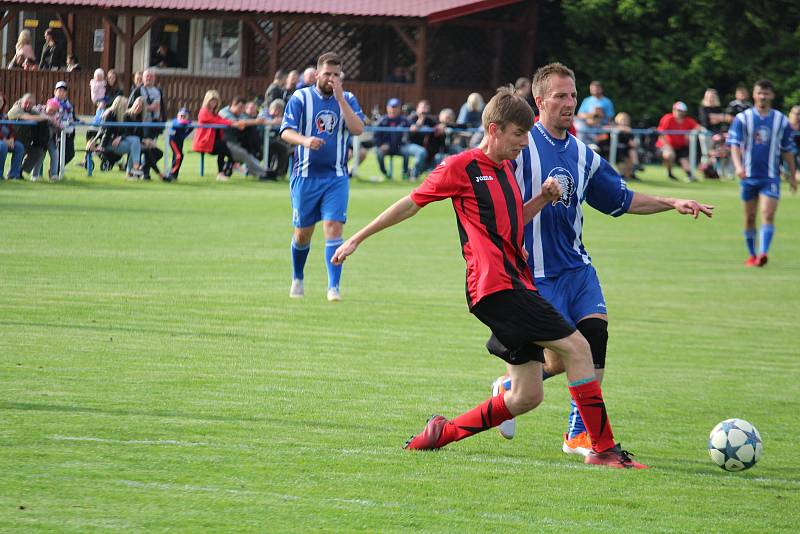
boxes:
[332,87,647,468]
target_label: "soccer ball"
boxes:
[707,418,763,472]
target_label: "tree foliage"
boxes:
[535,0,800,124]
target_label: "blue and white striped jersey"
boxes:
[515,122,634,279]
[281,85,366,179]
[727,108,796,180]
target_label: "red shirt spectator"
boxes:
[656,102,700,150]
[192,104,232,153]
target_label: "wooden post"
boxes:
[3,10,18,66]
[490,28,502,90]
[55,13,73,55]
[66,13,75,55]
[519,0,538,78]
[269,18,279,78]
[122,15,134,90]
[240,21,250,76]
[414,23,427,103]
[101,16,113,72]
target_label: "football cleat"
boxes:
[585,444,649,469]
[744,256,758,267]
[404,415,448,450]
[491,375,515,439]
[289,279,304,298]
[756,254,768,267]
[326,287,341,302]
[562,432,592,457]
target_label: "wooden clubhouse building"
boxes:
[1,0,539,115]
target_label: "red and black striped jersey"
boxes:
[410,148,535,308]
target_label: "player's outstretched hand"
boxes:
[331,238,358,265]
[675,199,714,219]
[541,177,562,204]
[304,136,325,150]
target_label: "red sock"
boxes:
[436,394,512,447]
[568,380,615,453]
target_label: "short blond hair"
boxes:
[532,62,575,99]
[481,85,534,131]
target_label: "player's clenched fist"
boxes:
[304,136,325,150]
[541,177,562,204]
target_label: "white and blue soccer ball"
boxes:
[708,418,763,472]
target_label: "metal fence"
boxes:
[3,119,796,181]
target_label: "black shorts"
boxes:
[663,146,690,160]
[471,289,576,365]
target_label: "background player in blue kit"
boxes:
[727,79,797,267]
[489,63,714,455]
[281,52,366,301]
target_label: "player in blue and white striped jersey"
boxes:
[727,79,797,267]
[281,52,366,301]
[488,63,713,456]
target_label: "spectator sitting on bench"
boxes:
[0,91,25,180]
[90,95,144,179]
[7,93,53,180]
[374,98,415,180]
[218,96,271,181]
[125,96,164,180]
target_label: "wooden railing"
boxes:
[0,70,487,118]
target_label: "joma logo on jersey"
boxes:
[547,167,575,207]
[315,110,338,134]
[474,175,494,182]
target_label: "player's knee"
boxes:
[577,318,608,369]
[293,228,313,246]
[506,387,543,415]
[563,331,591,361]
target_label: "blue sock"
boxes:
[744,229,756,257]
[291,240,310,280]
[324,238,344,290]
[758,224,774,255]
[566,399,586,438]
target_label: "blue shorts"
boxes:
[290,174,349,228]
[534,264,607,326]
[740,177,780,201]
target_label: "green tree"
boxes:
[535,0,800,123]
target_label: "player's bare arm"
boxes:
[331,196,421,265]
[628,192,714,218]
[782,150,797,193]
[522,177,562,223]
[331,77,364,136]
[281,127,325,150]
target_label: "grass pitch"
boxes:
[1,153,799,532]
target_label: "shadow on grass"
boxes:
[0,201,189,215]
[1,400,372,432]
[0,319,256,341]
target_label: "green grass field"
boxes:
[2,152,799,532]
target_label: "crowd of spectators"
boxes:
[4,26,798,184]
